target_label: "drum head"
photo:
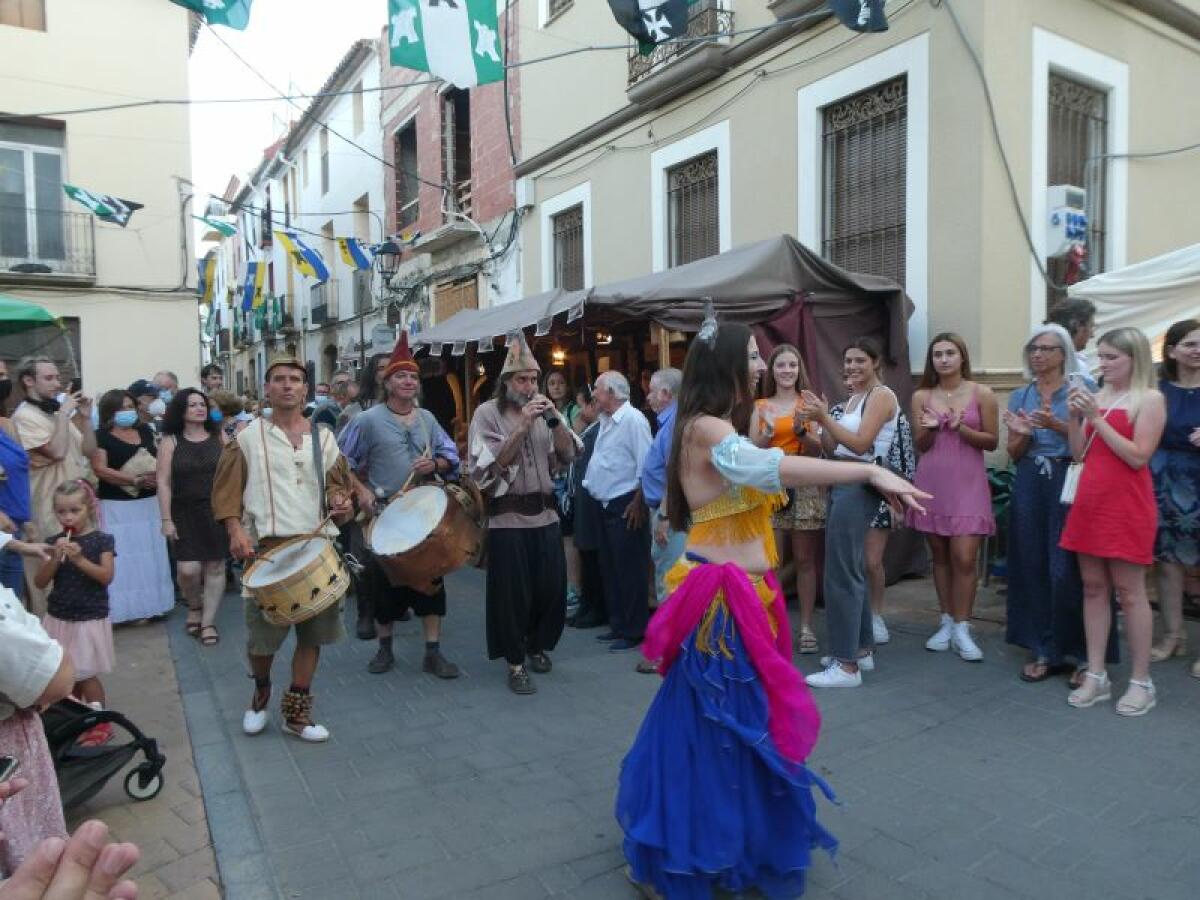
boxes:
[371,485,447,556]
[244,537,328,587]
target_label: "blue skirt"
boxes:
[616,604,836,899]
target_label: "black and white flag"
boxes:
[608,0,698,50]
[827,0,888,33]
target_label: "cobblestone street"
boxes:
[161,570,1200,899]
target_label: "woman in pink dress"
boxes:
[1060,328,1165,716]
[907,334,998,661]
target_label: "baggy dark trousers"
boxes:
[486,523,567,665]
[595,491,651,642]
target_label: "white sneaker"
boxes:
[282,721,330,742]
[925,614,954,652]
[242,708,267,735]
[952,621,983,661]
[872,614,890,645]
[806,662,862,688]
[821,653,874,672]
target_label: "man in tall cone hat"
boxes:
[468,332,575,694]
[337,332,461,678]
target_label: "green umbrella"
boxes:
[0,294,60,334]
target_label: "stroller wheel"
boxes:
[124,767,163,801]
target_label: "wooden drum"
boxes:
[243,535,350,626]
[367,484,483,595]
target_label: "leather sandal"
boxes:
[185,611,202,638]
[199,625,219,646]
[798,627,819,655]
[1150,633,1188,662]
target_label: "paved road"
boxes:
[174,570,1200,900]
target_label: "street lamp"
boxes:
[361,240,404,366]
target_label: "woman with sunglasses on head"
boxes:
[1004,324,1117,685]
[1060,328,1165,716]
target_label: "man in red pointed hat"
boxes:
[467,333,576,694]
[337,331,462,679]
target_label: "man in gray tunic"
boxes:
[339,333,460,678]
[468,333,575,694]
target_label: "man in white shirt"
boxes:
[583,372,652,652]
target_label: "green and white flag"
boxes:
[63,184,143,227]
[169,0,254,31]
[388,0,504,88]
[194,215,238,238]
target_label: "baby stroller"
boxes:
[41,698,166,808]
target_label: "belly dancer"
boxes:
[616,312,928,899]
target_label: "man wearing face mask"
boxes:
[468,333,575,694]
[11,357,95,614]
[152,371,178,401]
[128,380,163,431]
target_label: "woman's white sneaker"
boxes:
[806,662,863,688]
[951,621,983,662]
[872,614,890,644]
[925,614,954,651]
[820,653,874,672]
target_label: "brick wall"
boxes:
[378,5,519,242]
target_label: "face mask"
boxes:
[113,410,139,428]
[159,390,174,403]
[0,379,11,402]
[261,407,273,419]
[148,399,166,418]
[209,409,224,424]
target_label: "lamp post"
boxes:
[363,239,402,367]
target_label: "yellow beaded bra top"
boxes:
[688,485,786,569]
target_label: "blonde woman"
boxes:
[750,344,824,653]
[1061,328,1166,716]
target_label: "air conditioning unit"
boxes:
[1047,184,1087,257]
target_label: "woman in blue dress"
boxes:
[1148,318,1200,677]
[0,360,32,595]
[616,314,928,899]
[1002,324,1117,684]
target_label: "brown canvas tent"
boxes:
[414,235,914,404]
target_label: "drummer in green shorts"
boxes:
[212,353,354,743]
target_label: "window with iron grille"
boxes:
[394,121,419,230]
[552,204,584,290]
[667,150,719,267]
[548,0,572,19]
[821,75,907,287]
[1046,73,1107,312]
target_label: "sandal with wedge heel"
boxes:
[1115,678,1156,717]
[1068,670,1111,708]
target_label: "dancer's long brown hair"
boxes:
[666,322,754,533]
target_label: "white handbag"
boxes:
[1059,398,1125,505]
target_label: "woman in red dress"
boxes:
[1060,328,1165,716]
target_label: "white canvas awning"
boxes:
[1068,243,1200,352]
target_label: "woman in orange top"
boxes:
[750,344,825,654]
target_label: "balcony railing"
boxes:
[627,0,732,86]
[0,207,96,281]
[310,279,339,325]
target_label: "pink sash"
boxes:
[642,562,822,764]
